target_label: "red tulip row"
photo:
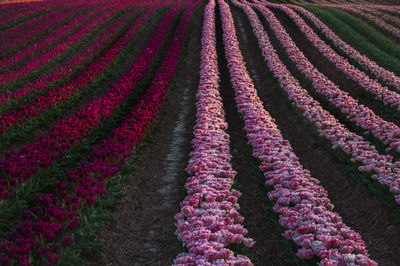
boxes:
[225,0,376,264]
[0,3,56,28]
[0,2,174,134]
[0,5,100,70]
[0,0,183,201]
[0,7,75,54]
[0,4,144,107]
[0,2,133,87]
[0,0,198,264]
[0,6,142,108]
[251,2,400,154]
[238,0,400,205]
[288,4,400,94]
[174,0,254,264]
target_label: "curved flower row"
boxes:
[0,6,75,55]
[0,0,183,200]
[0,4,99,70]
[0,6,144,109]
[288,4,400,95]
[251,1,400,154]
[0,2,130,87]
[174,0,254,265]
[0,3,56,29]
[238,0,400,204]
[256,1,400,116]
[0,1,199,264]
[226,0,376,264]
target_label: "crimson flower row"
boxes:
[174,0,254,264]
[227,1,376,264]
[0,3,56,28]
[0,5,101,70]
[0,7,76,55]
[0,5,146,108]
[0,0,181,200]
[0,3,130,87]
[252,1,400,154]
[288,4,400,95]
[0,1,197,264]
[239,0,400,205]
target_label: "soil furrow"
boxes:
[233,4,400,265]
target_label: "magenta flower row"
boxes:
[227,0,376,264]
[0,4,103,71]
[0,3,151,107]
[0,1,197,264]
[0,7,76,55]
[0,0,180,200]
[252,1,400,154]
[0,3,57,28]
[174,0,254,265]
[0,5,148,133]
[0,3,130,87]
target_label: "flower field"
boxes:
[1,0,400,265]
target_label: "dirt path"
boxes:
[83,5,203,265]
[232,4,400,265]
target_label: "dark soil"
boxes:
[83,4,203,265]
[232,3,400,265]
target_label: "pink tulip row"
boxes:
[0,3,131,87]
[251,1,400,155]
[256,1,400,115]
[174,0,254,265]
[226,1,376,264]
[287,5,400,95]
[0,0,182,200]
[238,0,400,205]
[0,4,103,70]
[0,5,149,108]
[0,1,198,264]
[0,7,75,54]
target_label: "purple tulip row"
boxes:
[174,0,254,265]
[0,3,130,87]
[225,0,376,264]
[251,1,400,155]
[287,4,400,95]
[238,1,400,205]
[0,0,180,200]
[0,5,102,70]
[0,1,198,264]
